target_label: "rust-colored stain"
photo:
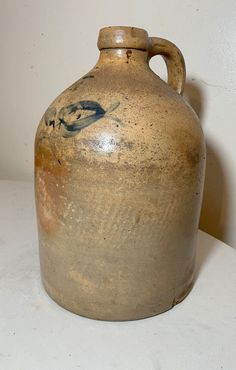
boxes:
[126,49,132,63]
[35,136,69,234]
[35,169,59,234]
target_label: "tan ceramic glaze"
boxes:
[35,26,205,321]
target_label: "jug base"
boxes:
[42,276,194,321]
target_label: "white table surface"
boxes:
[0,180,235,370]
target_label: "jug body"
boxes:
[35,26,205,320]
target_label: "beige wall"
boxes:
[1,0,236,248]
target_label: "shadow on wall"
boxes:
[184,79,229,243]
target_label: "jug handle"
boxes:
[148,37,186,95]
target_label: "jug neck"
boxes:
[96,48,149,67]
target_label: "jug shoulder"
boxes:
[35,69,205,187]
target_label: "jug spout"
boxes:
[97,26,150,51]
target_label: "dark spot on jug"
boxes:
[123,141,134,150]
[126,50,132,63]
[82,75,95,79]
[186,149,200,167]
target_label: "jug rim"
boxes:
[97,26,150,51]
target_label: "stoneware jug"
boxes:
[35,26,205,321]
